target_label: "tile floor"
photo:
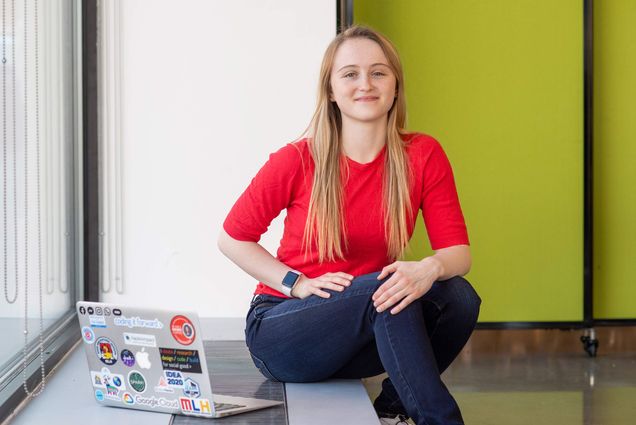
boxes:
[362,327,636,425]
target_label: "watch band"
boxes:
[281,269,302,297]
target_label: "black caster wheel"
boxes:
[580,335,599,357]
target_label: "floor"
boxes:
[362,327,636,425]
[7,320,636,425]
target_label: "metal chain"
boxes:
[3,0,19,304]
[22,0,46,397]
[12,0,18,303]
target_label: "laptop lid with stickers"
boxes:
[77,301,220,418]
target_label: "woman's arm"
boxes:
[217,229,353,298]
[425,244,471,281]
[217,229,293,295]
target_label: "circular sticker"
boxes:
[121,349,135,367]
[95,337,118,366]
[82,326,95,344]
[128,371,146,393]
[95,389,104,401]
[170,315,196,346]
[122,392,135,405]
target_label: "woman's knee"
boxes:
[440,275,482,320]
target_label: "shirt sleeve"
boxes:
[223,143,303,242]
[420,139,470,250]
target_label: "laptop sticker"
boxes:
[95,337,118,366]
[159,347,202,373]
[95,306,103,315]
[123,332,157,347]
[182,378,200,398]
[91,368,127,391]
[128,371,146,393]
[134,395,179,409]
[82,326,95,344]
[104,307,112,316]
[135,347,152,369]
[170,315,196,345]
[87,307,94,315]
[89,315,107,328]
[114,315,164,330]
[113,308,122,316]
[79,306,86,315]
[122,392,135,405]
[164,370,185,388]
[95,389,104,401]
[155,376,175,393]
[179,397,213,416]
[121,349,135,367]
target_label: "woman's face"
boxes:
[329,38,397,126]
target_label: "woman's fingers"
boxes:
[312,288,332,298]
[318,276,351,287]
[376,286,410,313]
[389,294,417,315]
[377,262,398,280]
[308,273,355,298]
[372,272,401,302]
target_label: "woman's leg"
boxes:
[371,275,482,416]
[245,272,480,425]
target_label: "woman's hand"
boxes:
[290,272,354,299]
[372,258,443,315]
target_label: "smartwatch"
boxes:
[281,270,302,297]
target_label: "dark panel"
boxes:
[172,341,287,425]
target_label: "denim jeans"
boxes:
[244,271,481,425]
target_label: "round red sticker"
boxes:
[170,315,196,345]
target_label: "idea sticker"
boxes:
[170,315,196,345]
[95,337,118,366]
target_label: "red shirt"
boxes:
[223,132,469,298]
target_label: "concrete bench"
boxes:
[10,318,380,424]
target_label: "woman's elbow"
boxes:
[217,229,231,255]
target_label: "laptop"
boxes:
[76,301,283,418]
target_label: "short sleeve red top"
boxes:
[223,132,469,298]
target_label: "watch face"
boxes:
[282,271,300,288]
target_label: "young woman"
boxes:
[218,25,481,425]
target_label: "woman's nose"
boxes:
[358,73,373,90]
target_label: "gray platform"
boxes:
[9,318,380,425]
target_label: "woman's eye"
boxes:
[344,72,356,78]
[373,72,386,77]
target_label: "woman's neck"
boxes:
[340,118,388,164]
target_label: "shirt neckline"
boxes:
[344,144,387,170]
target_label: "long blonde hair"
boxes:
[300,25,413,263]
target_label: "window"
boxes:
[0,0,85,420]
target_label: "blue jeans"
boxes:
[244,271,481,425]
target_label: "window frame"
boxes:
[0,0,98,421]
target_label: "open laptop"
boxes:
[76,301,282,418]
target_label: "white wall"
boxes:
[100,0,336,317]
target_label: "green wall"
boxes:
[355,0,584,322]
[593,0,636,319]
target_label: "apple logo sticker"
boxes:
[136,347,152,369]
